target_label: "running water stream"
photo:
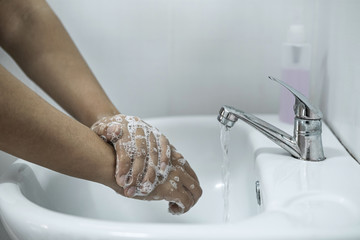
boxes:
[220,125,231,223]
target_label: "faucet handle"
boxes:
[269,76,323,120]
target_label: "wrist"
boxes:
[95,110,121,123]
[84,107,120,128]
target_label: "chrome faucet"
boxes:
[218,76,325,161]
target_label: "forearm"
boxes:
[0,0,118,126]
[0,65,119,191]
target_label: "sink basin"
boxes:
[1,115,360,239]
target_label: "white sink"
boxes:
[0,115,360,239]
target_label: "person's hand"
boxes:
[91,114,202,214]
[91,114,172,197]
[141,145,202,215]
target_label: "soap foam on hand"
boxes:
[90,114,201,215]
[91,114,172,197]
[119,115,172,196]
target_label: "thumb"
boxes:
[91,118,123,143]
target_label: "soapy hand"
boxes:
[91,114,172,197]
[91,114,202,214]
[141,145,202,214]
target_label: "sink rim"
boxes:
[1,169,359,240]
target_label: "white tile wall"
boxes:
[312,0,360,161]
[44,0,316,116]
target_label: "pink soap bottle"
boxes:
[279,24,311,123]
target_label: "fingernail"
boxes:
[160,162,167,174]
[117,175,126,187]
[126,186,136,197]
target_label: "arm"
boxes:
[0,0,118,126]
[0,65,118,191]
[0,65,201,214]
[0,0,202,213]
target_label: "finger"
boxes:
[91,121,109,141]
[124,127,147,197]
[91,115,125,142]
[175,166,202,205]
[181,160,199,183]
[171,145,199,183]
[112,114,125,123]
[114,134,133,189]
[159,134,170,176]
[140,132,158,194]
[170,144,182,159]
[165,184,194,215]
[106,122,123,143]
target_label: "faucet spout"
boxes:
[218,76,326,161]
[218,106,302,159]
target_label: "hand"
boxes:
[91,114,172,197]
[141,145,202,215]
[91,114,202,214]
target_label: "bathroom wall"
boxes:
[312,0,360,161]
[44,0,318,117]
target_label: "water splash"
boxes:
[220,124,231,223]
